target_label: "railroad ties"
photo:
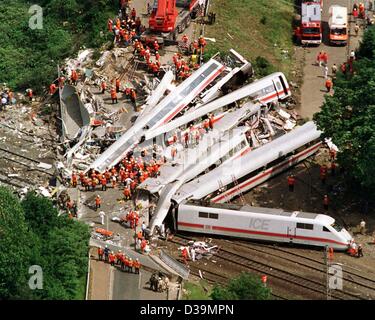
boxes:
[0,146,55,189]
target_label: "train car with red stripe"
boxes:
[172,121,322,205]
[175,201,353,250]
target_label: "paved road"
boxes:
[112,268,167,300]
[299,0,364,119]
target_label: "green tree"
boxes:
[210,272,271,300]
[313,26,375,197]
[0,187,33,299]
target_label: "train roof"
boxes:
[182,200,334,224]
[173,121,322,203]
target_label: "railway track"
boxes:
[231,240,375,297]
[171,235,370,300]
[215,246,364,300]
[185,253,287,300]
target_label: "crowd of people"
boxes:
[70,152,164,201]
[0,88,14,111]
[97,245,142,273]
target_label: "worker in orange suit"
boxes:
[71,70,78,85]
[101,176,107,191]
[115,78,121,93]
[328,247,334,261]
[133,259,141,274]
[98,246,104,261]
[95,195,101,211]
[123,187,131,200]
[101,80,107,94]
[49,83,57,95]
[181,247,189,265]
[325,78,333,93]
[287,174,295,192]
[109,251,116,266]
[26,89,33,101]
[71,172,78,187]
[107,19,113,32]
[110,88,118,104]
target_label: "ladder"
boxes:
[231,174,245,205]
[218,179,228,203]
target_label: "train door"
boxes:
[287,226,296,243]
[278,75,289,97]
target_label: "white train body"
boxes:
[172,121,322,204]
[176,202,353,250]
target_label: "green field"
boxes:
[205,0,295,76]
[183,280,212,300]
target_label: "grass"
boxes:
[205,0,296,77]
[183,280,212,300]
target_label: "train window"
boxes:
[209,213,219,219]
[297,223,314,230]
[199,212,209,218]
[323,226,330,232]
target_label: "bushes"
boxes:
[0,0,116,92]
[313,26,375,197]
[0,187,90,300]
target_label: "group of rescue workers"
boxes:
[97,245,142,273]
[70,153,163,201]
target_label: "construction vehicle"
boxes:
[328,5,348,46]
[294,2,322,45]
[141,0,206,45]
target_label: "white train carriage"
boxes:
[176,201,353,250]
[144,72,291,141]
[172,121,322,204]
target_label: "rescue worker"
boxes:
[141,221,147,237]
[181,247,189,265]
[115,78,121,93]
[130,88,137,109]
[95,195,101,211]
[325,78,333,93]
[198,36,207,53]
[71,69,78,85]
[111,88,118,104]
[131,7,136,20]
[323,65,328,79]
[208,114,214,130]
[322,52,328,66]
[101,176,107,191]
[123,186,131,200]
[49,83,57,95]
[98,246,104,261]
[171,146,177,161]
[109,251,116,266]
[71,172,78,187]
[340,62,347,74]
[26,89,33,102]
[59,76,66,88]
[329,148,337,161]
[287,174,295,192]
[359,219,366,234]
[153,40,159,52]
[316,52,323,66]
[128,258,134,273]
[320,165,328,184]
[328,247,334,261]
[107,19,113,32]
[357,244,364,258]
[203,119,210,133]
[134,258,141,274]
[155,51,160,61]
[323,194,329,210]
[116,250,123,266]
[184,131,189,148]
[104,245,110,262]
[182,34,189,44]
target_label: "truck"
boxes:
[141,0,206,45]
[295,2,322,45]
[328,5,348,46]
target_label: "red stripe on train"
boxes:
[213,142,322,202]
[177,221,347,246]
